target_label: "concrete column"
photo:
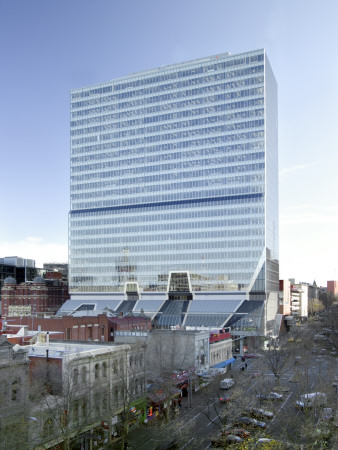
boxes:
[239,338,244,356]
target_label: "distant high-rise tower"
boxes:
[69,49,279,330]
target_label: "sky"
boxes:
[1,0,337,287]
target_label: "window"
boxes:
[94,363,100,379]
[114,387,119,406]
[73,368,79,385]
[11,379,20,402]
[81,399,87,419]
[94,393,100,415]
[81,366,87,383]
[73,401,79,422]
[102,361,107,378]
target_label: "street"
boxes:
[110,324,338,449]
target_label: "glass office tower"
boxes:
[69,49,278,304]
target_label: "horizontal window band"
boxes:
[70,192,264,216]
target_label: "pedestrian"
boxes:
[245,363,248,369]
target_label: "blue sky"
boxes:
[1,0,337,286]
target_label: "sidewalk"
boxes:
[107,394,192,449]
[107,364,245,449]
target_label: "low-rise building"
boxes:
[0,336,30,449]
[3,313,152,344]
[43,263,68,282]
[1,275,68,318]
[327,280,338,296]
[26,339,146,448]
[278,280,291,316]
[146,328,210,374]
[209,328,233,370]
[290,283,309,319]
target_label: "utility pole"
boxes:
[188,374,193,408]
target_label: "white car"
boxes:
[296,392,327,409]
[247,407,274,419]
[226,435,243,443]
[257,392,283,401]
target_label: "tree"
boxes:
[100,343,147,450]
[260,336,293,387]
[319,303,338,352]
[145,330,195,422]
[29,358,94,449]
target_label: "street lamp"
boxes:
[144,418,148,435]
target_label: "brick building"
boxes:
[327,280,338,296]
[1,275,69,319]
[3,313,152,343]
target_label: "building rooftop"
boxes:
[25,341,129,360]
[56,292,258,330]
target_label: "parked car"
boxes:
[210,438,223,448]
[251,372,263,378]
[219,396,230,403]
[321,407,333,421]
[233,416,266,429]
[296,392,327,409]
[226,435,243,443]
[223,428,251,439]
[220,378,235,389]
[211,435,238,448]
[247,407,274,419]
[255,438,282,447]
[257,392,283,401]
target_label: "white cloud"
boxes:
[0,238,68,268]
[279,162,315,177]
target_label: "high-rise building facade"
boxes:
[69,49,278,312]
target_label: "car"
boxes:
[314,334,327,341]
[226,435,243,443]
[219,396,230,403]
[233,416,266,429]
[210,438,223,448]
[247,407,274,419]
[251,372,263,378]
[321,407,333,421]
[220,378,235,389]
[255,438,282,447]
[257,392,283,401]
[223,428,251,439]
[296,392,327,409]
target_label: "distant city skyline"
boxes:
[1,1,338,287]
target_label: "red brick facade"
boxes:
[1,276,69,318]
[327,280,338,296]
[4,314,152,342]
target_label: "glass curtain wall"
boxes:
[69,49,278,295]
